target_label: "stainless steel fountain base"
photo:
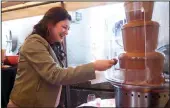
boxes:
[114,85,169,107]
[107,78,169,107]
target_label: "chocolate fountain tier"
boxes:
[124,1,154,22]
[111,69,165,86]
[122,21,159,53]
[118,52,164,70]
[117,52,165,86]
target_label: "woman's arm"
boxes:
[21,37,95,85]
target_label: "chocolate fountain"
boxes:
[107,2,169,107]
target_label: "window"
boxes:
[66,3,126,83]
[66,2,169,83]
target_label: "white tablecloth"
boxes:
[77,98,115,107]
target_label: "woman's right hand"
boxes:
[93,59,118,71]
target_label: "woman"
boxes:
[8,7,117,107]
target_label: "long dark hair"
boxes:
[31,7,72,67]
[31,7,71,37]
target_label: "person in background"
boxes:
[7,7,117,107]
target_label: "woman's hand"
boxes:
[93,58,118,71]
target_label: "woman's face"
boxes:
[50,19,70,43]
